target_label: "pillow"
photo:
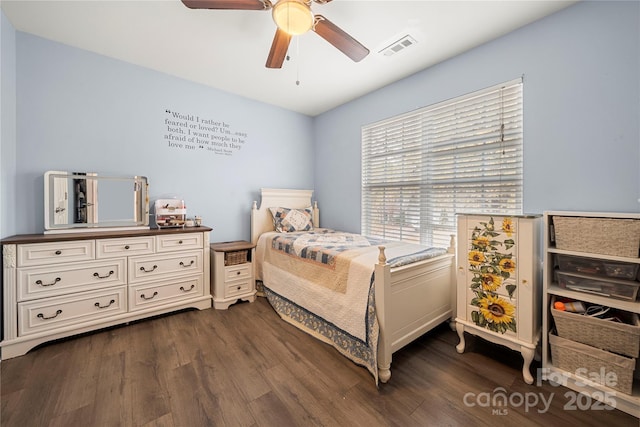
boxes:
[269,206,314,233]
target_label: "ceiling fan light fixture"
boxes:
[272,0,314,36]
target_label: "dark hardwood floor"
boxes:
[1,297,638,427]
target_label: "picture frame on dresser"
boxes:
[1,226,213,360]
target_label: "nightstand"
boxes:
[210,241,256,309]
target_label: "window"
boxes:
[361,79,523,248]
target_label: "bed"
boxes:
[251,188,456,384]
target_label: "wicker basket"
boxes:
[552,216,640,258]
[224,250,248,266]
[551,299,640,358]
[550,334,635,394]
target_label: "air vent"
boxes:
[379,35,417,57]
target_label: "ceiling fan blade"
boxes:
[313,15,369,62]
[181,0,272,10]
[266,28,292,69]
[313,0,334,4]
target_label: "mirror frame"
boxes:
[44,171,149,233]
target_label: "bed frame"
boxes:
[251,188,456,382]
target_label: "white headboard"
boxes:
[250,188,320,244]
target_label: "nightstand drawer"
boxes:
[18,286,127,336]
[129,275,203,311]
[18,241,95,267]
[225,263,252,281]
[156,233,203,253]
[225,280,253,298]
[96,236,155,258]
[18,258,126,301]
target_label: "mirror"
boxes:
[44,171,149,233]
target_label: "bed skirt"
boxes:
[262,282,380,385]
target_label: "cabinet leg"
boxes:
[521,346,535,385]
[455,322,465,353]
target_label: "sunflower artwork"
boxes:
[468,217,518,334]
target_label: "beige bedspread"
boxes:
[257,230,446,342]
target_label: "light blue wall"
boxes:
[11,32,314,241]
[2,1,639,240]
[1,11,17,239]
[314,1,640,233]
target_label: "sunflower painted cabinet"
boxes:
[455,214,542,384]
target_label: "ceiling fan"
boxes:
[181,0,370,69]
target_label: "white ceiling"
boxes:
[2,0,576,116]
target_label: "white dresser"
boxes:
[455,214,541,384]
[1,227,212,360]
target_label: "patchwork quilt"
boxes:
[256,229,447,383]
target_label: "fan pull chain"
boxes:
[296,37,301,86]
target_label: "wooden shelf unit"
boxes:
[542,211,640,418]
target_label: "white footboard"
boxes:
[375,238,456,383]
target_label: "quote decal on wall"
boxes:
[164,109,248,156]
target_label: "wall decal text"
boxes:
[164,109,248,156]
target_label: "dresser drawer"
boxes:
[18,286,127,336]
[18,258,126,301]
[96,236,155,258]
[156,233,203,253]
[129,275,203,311]
[18,241,95,267]
[225,263,252,282]
[128,250,203,283]
[225,279,253,298]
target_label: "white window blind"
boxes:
[361,79,523,248]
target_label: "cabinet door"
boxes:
[514,218,537,344]
[458,215,519,335]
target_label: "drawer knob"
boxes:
[179,260,195,268]
[93,270,115,279]
[95,299,116,309]
[180,284,195,292]
[37,309,62,320]
[140,291,158,300]
[237,286,242,290]
[236,271,241,275]
[178,240,183,244]
[55,250,62,255]
[124,245,130,250]
[140,265,158,273]
[36,277,61,287]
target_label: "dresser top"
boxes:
[1,226,212,245]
